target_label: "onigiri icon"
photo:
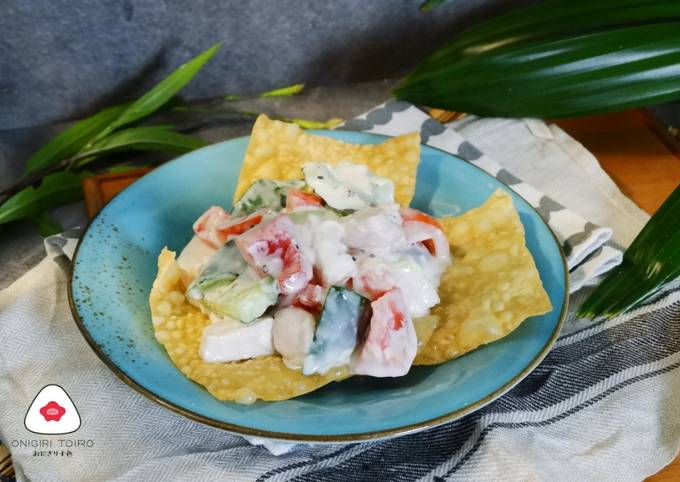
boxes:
[24,385,80,434]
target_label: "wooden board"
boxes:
[554,110,680,214]
[81,167,153,219]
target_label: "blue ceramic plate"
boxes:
[69,131,568,442]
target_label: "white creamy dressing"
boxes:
[177,235,218,286]
[194,162,451,376]
[341,204,408,254]
[241,239,284,278]
[200,316,274,363]
[303,162,394,210]
[272,306,316,369]
[296,214,356,286]
[353,247,443,318]
[403,220,450,262]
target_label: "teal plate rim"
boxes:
[68,131,569,443]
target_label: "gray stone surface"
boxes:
[1,0,541,130]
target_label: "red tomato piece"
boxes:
[352,289,417,377]
[357,272,391,301]
[193,206,231,248]
[286,189,324,210]
[400,207,444,230]
[235,214,312,295]
[280,239,313,295]
[400,207,450,260]
[294,283,326,313]
[217,213,263,243]
[421,239,436,254]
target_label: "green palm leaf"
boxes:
[225,83,305,101]
[419,0,448,12]
[19,43,220,181]
[0,171,88,226]
[94,43,221,141]
[395,1,680,118]
[29,212,64,237]
[22,104,128,177]
[72,126,207,167]
[578,185,680,318]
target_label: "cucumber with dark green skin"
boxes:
[395,1,680,118]
[303,287,372,376]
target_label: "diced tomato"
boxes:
[311,266,323,286]
[193,206,264,248]
[400,207,444,230]
[286,189,324,210]
[280,240,313,295]
[400,207,450,260]
[388,299,405,330]
[293,283,325,313]
[358,273,390,300]
[235,215,312,295]
[217,214,263,243]
[193,206,231,248]
[419,239,435,254]
[352,289,417,377]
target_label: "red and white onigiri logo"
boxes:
[24,385,80,434]
[39,401,67,421]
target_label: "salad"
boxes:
[149,114,551,404]
[176,161,451,378]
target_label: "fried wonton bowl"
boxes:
[69,128,567,442]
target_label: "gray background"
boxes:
[1,0,541,130]
[0,0,541,284]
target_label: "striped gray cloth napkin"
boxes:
[340,100,622,292]
[2,103,679,481]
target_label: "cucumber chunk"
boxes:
[303,287,371,375]
[200,268,279,324]
[187,242,247,297]
[232,179,305,217]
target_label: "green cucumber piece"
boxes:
[287,207,339,224]
[302,287,371,375]
[200,268,279,324]
[187,242,247,297]
[231,179,305,217]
